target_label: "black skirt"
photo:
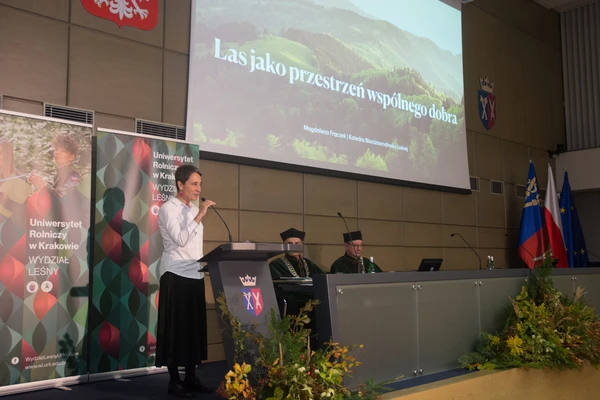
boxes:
[155,271,208,367]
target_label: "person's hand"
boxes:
[197,199,216,219]
[29,173,46,188]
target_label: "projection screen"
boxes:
[186,0,469,191]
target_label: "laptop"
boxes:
[417,258,443,271]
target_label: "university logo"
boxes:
[478,77,496,130]
[27,281,39,294]
[240,275,263,316]
[81,0,159,30]
[41,281,53,293]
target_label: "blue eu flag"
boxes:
[559,171,588,268]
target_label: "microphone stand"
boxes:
[337,212,353,241]
[587,250,600,261]
[201,197,232,242]
[338,212,365,273]
[450,233,482,270]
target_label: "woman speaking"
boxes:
[155,164,216,397]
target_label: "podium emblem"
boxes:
[240,275,263,316]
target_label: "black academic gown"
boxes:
[269,255,324,346]
[269,254,324,279]
[329,253,383,274]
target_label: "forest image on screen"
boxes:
[187,0,469,190]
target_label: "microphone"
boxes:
[450,233,482,270]
[337,212,352,241]
[202,197,232,242]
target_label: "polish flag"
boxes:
[543,165,568,268]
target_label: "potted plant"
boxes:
[215,296,390,400]
[459,256,600,371]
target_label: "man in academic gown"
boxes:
[269,228,324,341]
[269,228,324,279]
[329,230,383,274]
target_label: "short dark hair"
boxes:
[175,164,202,192]
[52,135,79,155]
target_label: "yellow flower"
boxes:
[516,323,524,333]
[490,336,501,345]
[506,335,524,356]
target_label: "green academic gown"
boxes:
[269,255,324,319]
[269,254,325,279]
[329,254,383,274]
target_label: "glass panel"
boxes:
[479,277,528,334]
[553,276,575,298]
[574,274,600,315]
[335,282,417,385]
[417,280,479,374]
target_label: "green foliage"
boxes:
[420,135,438,170]
[0,113,92,182]
[239,35,318,72]
[293,139,328,161]
[194,123,207,143]
[191,0,469,183]
[215,295,391,400]
[407,133,438,174]
[525,255,555,304]
[459,256,600,371]
[266,134,283,153]
[210,129,242,147]
[283,29,373,76]
[292,139,347,165]
[198,0,463,99]
[355,149,388,171]
[192,44,462,179]
[328,153,348,165]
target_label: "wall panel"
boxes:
[68,27,163,120]
[0,6,68,104]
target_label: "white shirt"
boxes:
[158,197,204,279]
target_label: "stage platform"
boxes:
[2,362,599,400]
[1,363,227,400]
[383,364,600,400]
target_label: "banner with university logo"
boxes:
[0,111,92,386]
[89,129,198,373]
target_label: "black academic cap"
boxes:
[280,228,305,241]
[343,230,362,242]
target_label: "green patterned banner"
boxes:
[90,130,199,373]
[0,111,92,386]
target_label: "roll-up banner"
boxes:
[89,129,199,373]
[0,110,93,387]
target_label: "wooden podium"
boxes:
[199,242,303,366]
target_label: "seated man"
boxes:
[270,228,324,348]
[330,231,383,273]
[269,228,324,279]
